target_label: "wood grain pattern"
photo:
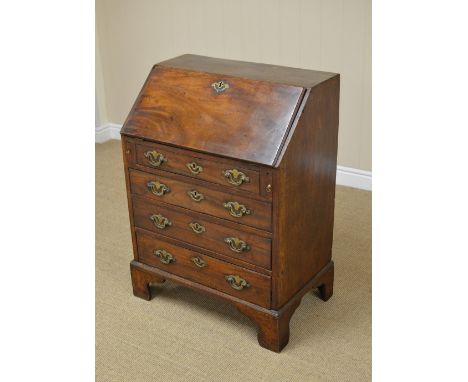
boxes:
[272,75,340,308]
[130,259,272,309]
[132,196,271,269]
[129,169,272,230]
[121,55,340,352]
[121,65,304,166]
[132,159,272,203]
[135,140,261,194]
[136,228,271,307]
[158,54,336,89]
[235,260,334,352]
[121,138,139,259]
[130,258,334,352]
[98,0,371,170]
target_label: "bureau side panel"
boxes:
[272,76,340,309]
[121,137,139,260]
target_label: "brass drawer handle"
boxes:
[188,190,205,202]
[223,169,250,186]
[150,214,172,229]
[189,222,206,234]
[224,237,250,253]
[154,249,175,264]
[191,256,207,268]
[147,181,170,196]
[223,201,251,218]
[225,275,250,291]
[144,150,167,167]
[186,162,203,175]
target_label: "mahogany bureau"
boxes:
[121,54,340,352]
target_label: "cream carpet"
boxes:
[96,140,371,381]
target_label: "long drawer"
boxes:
[136,229,271,307]
[129,169,272,231]
[132,196,271,269]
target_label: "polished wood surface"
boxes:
[132,196,272,269]
[236,261,334,352]
[135,140,261,194]
[159,54,337,89]
[122,55,339,353]
[272,76,340,308]
[130,169,272,230]
[121,66,304,166]
[121,139,138,259]
[132,157,273,203]
[130,259,334,353]
[130,261,166,301]
[136,229,271,307]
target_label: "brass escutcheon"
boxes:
[150,214,172,229]
[223,201,251,218]
[189,221,206,234]
[191,256,207,268]
[211,80,229,93]
[154,249,175,264]
[188,190,205,202]
[223,169,250,186]
[186,162,203,175]
[144,150,167,167]
[225,275,250,291]
[224,237,250,253]
[147,181,170,196]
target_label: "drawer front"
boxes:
[135,142,260,194]
[129,169,272,231]
[132,196,271,269]
[136,229,271,307]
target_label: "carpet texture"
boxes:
[96,140,371,381]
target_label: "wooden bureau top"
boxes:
[158,54,337,89]
[121,55,338,167]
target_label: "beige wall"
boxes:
[96,0,371,171]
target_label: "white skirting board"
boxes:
[336,166,372,191]
[95,123,122,143]
[96,124,372,191]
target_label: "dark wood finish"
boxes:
[121,55,339,352]
[129,259,334,352]
[132,159,271,203]
[318,261,334,302]
[131,259,271,307]
[132,196,271,269]
[237,260,334,352]
[135,140,261,195]
[135,229,271,307]
[159,54,337,89]
[121,66,304,166]
[235,297,301,353]
[129,169,272,230]
[272,76,340,308]
[121,139,139,259]
[130,261,166,300]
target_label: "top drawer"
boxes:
[135,141,260,195]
